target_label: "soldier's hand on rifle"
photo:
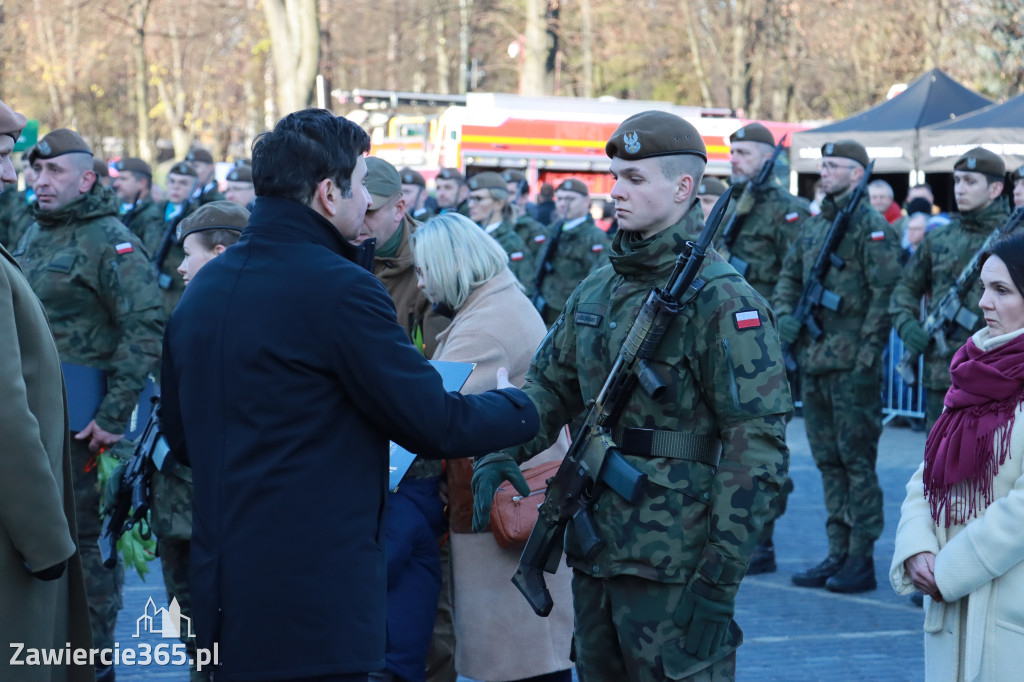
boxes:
[471,452,530,532]
[897,319,931,356]
[776,314,802,345]
[75,420,124,453]
[673,578,736,660]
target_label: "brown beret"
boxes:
[821,140,869,169]
[365,157,402,210]
[33,128,93,160]
[168,161,198,178]
[399,167,425,187]
[93,158,110,177]
[115,157,152,178]
[226,165,252,183]
[437,167,465,184]
[556,178,589,196]
[467,171,507,193]
[502,169,526,184]
[0,100,27,142]
[606,110,707,162]
[730,123,775,146]
[954,147,1005,177]
[185,148,214,164]
[698,177,728,196]
[179,201,249,242]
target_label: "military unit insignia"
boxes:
[38,140,51,155]
[967,157,977,170]
[734,309,761,331]
[624,131,641,155]
[736,128,746,139]
[824,143,834,155]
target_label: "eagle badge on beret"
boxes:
[736,128,746,139]
[624,131,641,155]
[967,157,977,170]
[38,140,51,155]
[824,143,834,155]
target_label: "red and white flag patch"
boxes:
[785,212,800,223]
[534,235,547,243]
[115,242,134,254]
[870,230,885,241]
[510,251,524,262]
[591,244,604,253]
[734,309,761,330]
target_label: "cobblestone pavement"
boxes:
[111,416,928,681]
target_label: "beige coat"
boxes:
[0,244,93,681]
[435,268,574,681]
[891,326,1024,682]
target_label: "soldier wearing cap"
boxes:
[500,169,546,254]
[466,171,536,293]
[696,176,727,221]
[472,110,792,679]
[148,160,200,316]
[435,167,470,217]
[774,140,902,594]
[399,167,433,220]
[93,157,112,188]
[1012,165,1023,209]
[113,157,165,247]
[14,128,164,679]
[531,177,609,325]
[184,148,224,205]
[890,146,1015,432]
[224,164,255,210]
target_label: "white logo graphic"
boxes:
[135,597,195,640]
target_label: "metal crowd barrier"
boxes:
[882,328,926,424]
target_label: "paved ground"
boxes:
[111,416,928,681]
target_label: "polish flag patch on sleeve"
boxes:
[785,211,800,223]
[534,234,547,243]
[510,251,524,262]
[115,242,134,254]
[591,244,604,253]
[734,308,761,331]
[869,230,886,241]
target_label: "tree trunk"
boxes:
[520,0,545,95]
[579,0,592,98]
[132,0,153,164]
[263,0,320,115]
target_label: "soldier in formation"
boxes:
[465,171,535,293]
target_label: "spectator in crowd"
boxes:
[892,233,1024,681]
[411,212,574,682]
[869,179,902,223]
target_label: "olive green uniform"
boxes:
[533,214,610,325]
[486,218,536,297]
[14,183,164,653]
[889,199,1014,431]
[514,213,550,258]
[512,204,791,679]
[0,188,36,250]
[773,193,902,559]
[120,196,165,253]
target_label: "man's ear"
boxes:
[213,244,227,256]
[675,173,696,205]
[988,181,1005,201]
[315,178,337,217]
[80,169,97,193]
[394,196,407,221]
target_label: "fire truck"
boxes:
[338,90,808,195]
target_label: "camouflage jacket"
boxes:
[0,188,36,251]
[15,184,164,433]
[120,196,165,255]
[535,215,610,324]
[773,192,902,375]
[143,201,200,317]
[889,199,1014,389]
[717,178,810,299]
[513,204,791,596]
[487,218,536,296]
[514,213,550,257]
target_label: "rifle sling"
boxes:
[612,427,722,466]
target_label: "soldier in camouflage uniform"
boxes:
[773,140,902,594]
[719,123,810,574]
[532,178,609,325]
[224,164,256,211]
[184,148,225,205]
[466,171,536,295]
[0,148,37,249]
[890,147,1014,433]
[14,128,164,682]
[503,168,548,256]
[696,176,727,221]
[400,167,434,221]
[1012,165,1023,209]
[473,111,792,681]
[112,157,164,249]
[436,167,471,218]
[146,161,200,316]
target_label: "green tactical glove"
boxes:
[471,452,530,533]
[673,581,736,660]
[898,319,930,356]
[776,314,802,345]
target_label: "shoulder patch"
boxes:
[785,211,800,223]
[534,234,547,243]
[575,311,603,328]
[510,251,524,261]
[733,308,761,331]
[869,230,885,241]
[591,244,604,253]
[115,242,134,254]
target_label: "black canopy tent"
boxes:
[917,91,1024,173]
[790,69,992,174]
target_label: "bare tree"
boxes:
[263,0,320,115]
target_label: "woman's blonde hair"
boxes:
[411,212,510,311]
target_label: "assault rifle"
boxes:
[716,134,788,278]
[781,160,875,373]
[512,187,735,617]
[99,401,170,569]
[897,206,1024,385]
[530,221,564,315]
[152,185,196,290]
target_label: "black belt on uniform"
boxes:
[612,427,722,467]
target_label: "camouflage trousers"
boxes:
[801,370,884,557]
[571,572,737,682]
[426,539,456,682]
[158,538,209,682]
[757,476,794,544]
[71,437,124,651]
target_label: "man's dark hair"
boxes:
[127,170,152,190]
[983,233,1024,297]
[251,109,371,206]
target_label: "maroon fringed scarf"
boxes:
[924,332,1024,527]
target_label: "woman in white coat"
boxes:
[412,213,573,682]
[891,233,1024,681]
